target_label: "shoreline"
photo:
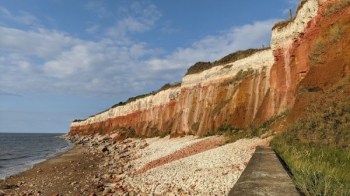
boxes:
[0,135,270,195]
[0,133,73,181]
[0,145,106,195]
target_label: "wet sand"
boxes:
[0,146,105,195]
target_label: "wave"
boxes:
[0,155,30,162]
[0,134,72,179]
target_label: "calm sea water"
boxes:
[0,133,72,179]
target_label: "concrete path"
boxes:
[229,146,301,196]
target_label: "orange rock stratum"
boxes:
[69,0,350,138]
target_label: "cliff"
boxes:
[69,0,349,138]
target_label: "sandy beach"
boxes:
[0,135,269,195]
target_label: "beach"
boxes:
[0,145,105,195]
[0,135,270,195]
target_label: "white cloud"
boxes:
[0,3,278,99]
[0,6,38,25]
[147,19,278,72]
[85,1,111,18]
[0,27,75,59]
[106,2,161,38]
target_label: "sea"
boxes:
[0,133,72,179]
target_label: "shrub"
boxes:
[191,122,200,132]
[156,130,170,138]
[324,0,350,16]
[328,23,347,43]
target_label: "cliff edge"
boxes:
[69,0,348,139]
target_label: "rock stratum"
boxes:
[69,0,350,138]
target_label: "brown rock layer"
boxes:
[69,0,350,137]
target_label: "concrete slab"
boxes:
[229,147,301,196]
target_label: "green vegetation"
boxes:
[216,124,260,143]
[272,139,350,196]
[272,0,308,30]
[296,0,308,14]
[191,122,200,133]
[69,81,182,122]
[159,82,181,91]
[328,23,348,43]
[211,100,230,115]
[309,22,349,65]
[272,77,350,195]
[324,0,350,16]
[185,48,269,76]
[309,37,327,64]
[216,110,290,143]
[111,82,181,109]
[155,130,170,138]
[220,68,256,87]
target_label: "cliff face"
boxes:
[70,0,341,137]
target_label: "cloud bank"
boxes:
[0,2,278,99]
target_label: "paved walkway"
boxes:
[229,147,301,196]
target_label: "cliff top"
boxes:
[185,47,269,76]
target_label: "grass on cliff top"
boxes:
[272,0,308,30]
[73,82,181,122]
[111,82,181,108]
[185,47,269,76]
[272,77,350,195]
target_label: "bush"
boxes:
[324,0,350,16]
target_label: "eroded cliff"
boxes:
[70,0,343,138]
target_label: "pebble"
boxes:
[0,184,19,189]
[63,134,268,195]
[102,187,111,195]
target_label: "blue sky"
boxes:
[0,0,299,133]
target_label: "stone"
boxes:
[129,191,136,196]
[139,143,149,149]
[0,184,19,189]
[102,188,111,195]
[99,145,109,153]
[104,183,117,188]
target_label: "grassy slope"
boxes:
[272,2,350,194]
[272,78,350,195]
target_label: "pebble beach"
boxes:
[0,135,269,195]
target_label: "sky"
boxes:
[0,0,300,133]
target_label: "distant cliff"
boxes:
[70,0,347,138]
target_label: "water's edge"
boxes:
[0,133,73,180]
